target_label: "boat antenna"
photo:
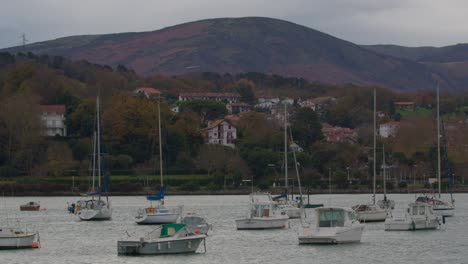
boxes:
[436,84,441,198]
[328,167,332,206]
[373,88,376,205]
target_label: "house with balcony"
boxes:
[321,123,357,143]
[201,118,237,148]
[133,87,161,99]
[226,102,251,114]
[37,105,67,136]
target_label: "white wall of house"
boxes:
[379,123,399,138]
[206,121,237,148]
[41,112,67,136]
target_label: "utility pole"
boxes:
[20,33,28,51]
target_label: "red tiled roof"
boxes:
[201,119,227,131]
[394,101,415,105]
[135,87,161,95]
[179,92,241,98]
[36,105,65,114]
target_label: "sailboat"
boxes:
[415,85,454,217]
[76,96,112,221]
[377,143,395,210]
[135,94,182,225]
[352,89,387,222]
[273,103,301,219]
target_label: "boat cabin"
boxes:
[408,203,434,216]
[316,208,356,228]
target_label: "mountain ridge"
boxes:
[4,16,467,90]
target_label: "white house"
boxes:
[37,105,67,136]
[379,121,400,138]
[201,118,237,148]
[256,96,280,109]
[178,92,241,103]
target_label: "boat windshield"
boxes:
[411,205,426,216]
[318,210,345,227]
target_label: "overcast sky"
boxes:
[1,0,468,49]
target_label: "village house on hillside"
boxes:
[379,121,400,138]
[394,101,415,111]
[321,123,357,143]
[256,96,280,109]
[133,87,161,99]
[178,92,241,103]
[37,105,67,136]
[226,102,251,114]
[201,117,238,148]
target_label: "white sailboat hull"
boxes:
[357,210,387,222]
[135,212,180,225]
[235,216,289,230]
[78,207,112,221]
[433,207,455,217]
[0,232,37,249]
[299,225,364,244]
[285,207,301,219]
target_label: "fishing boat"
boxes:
[20,201,40,211]
[377,144,395,210]
[235,192,289,230]
[181,212,212,235]
[135,93,182,225]
[298,207,364,244]
[0,228,40,249]
[385,202,442,231]
[75,96,112,221]
[415,86,454,217]
[352,89,387,222]
[117,223,206,255]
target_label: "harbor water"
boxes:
[1,193,466,264]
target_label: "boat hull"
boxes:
[299,225,364,244]
[385,217,440,231]
[78,207,112,221]
[235,217,289,230]
[0,233,36,249]
[433,207,455,217]
[356,210,387,222]
[285,207,301,219]
[135,212,180,225]
[117,236,205,255]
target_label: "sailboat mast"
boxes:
[437,85,441,197]
[158,94,164,187]
[373,89,376,204]
[383,143,386,199]
[284,103,288,190]
[97,96,102,190]
[92,131,96,191]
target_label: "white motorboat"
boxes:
[135,93,181,225]
[76,96,112,221]
[236,193,289,230]
[353,204,388,222]
[385,202,442,231]
[117,223,206,255]
[299,207,364,244]
[181,213,212,235]
[0,228,40,249]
